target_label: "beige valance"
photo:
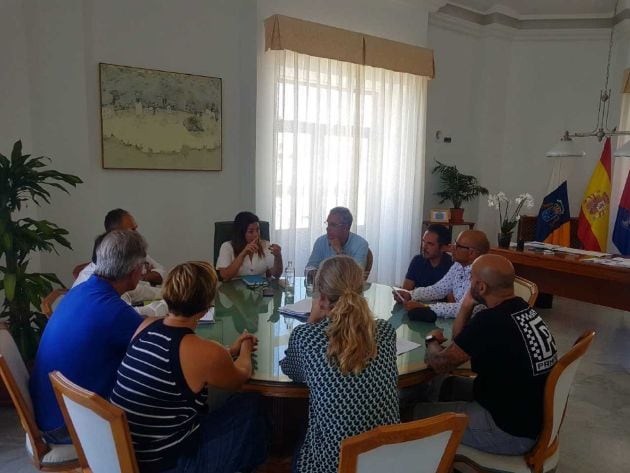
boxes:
[264,14,435,79]
[624,68,630,93]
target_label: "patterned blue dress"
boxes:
[280,318,400,473]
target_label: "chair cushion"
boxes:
[455,444,559,473]
[25,433,78,465]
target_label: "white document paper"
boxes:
[279,298,313,317]
[396,339,421,356]
[199,307,215,323]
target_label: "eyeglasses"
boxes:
[325,221,347,229]
[140,261,150,275]
[454,242,475,251]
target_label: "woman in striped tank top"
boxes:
[110,261,267,473]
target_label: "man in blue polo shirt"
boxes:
[29,230,147,443]
[306,207,369,269]
[402,224,453,291]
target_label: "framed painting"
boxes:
[429,208,450,223]
[99,63,222,171]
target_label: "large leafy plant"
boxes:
[432,160,488,209]
[0,140,82,361]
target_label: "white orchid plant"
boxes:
[488,192,535,234]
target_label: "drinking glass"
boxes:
[304,266,317,295]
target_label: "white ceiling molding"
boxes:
[429,11,612,42]
[439,2,630,29]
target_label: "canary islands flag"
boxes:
[536,181,571,246]
[612,169,630,256]
[577,138,612,251]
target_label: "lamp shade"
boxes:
[613,139,630,157]
[545,136,585,158]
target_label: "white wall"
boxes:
[7,0,258,286]
[427,16,630,244]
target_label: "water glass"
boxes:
[304,266,317,294]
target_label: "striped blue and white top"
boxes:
[110,319,207,473]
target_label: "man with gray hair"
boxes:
[306,206,369,269]
[29,230,147,445]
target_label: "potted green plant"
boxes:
[432,160,488,224]
[0,140,82,362]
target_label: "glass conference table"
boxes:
[196,277,453,398]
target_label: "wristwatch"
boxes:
[425,334,440,347]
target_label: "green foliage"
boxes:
[0,140,82,361]
[431,160,488,209]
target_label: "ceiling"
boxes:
[451,0,618,17]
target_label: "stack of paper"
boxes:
[279,298,312,320]
[199,307,215,324]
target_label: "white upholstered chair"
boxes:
[49,370,139,473]
[338,412,468,473]
[454,330,596,473]
[0,325,78,471]
[41,288,68,319]
[513,276,538,307]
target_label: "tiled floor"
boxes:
[1,296,628,472]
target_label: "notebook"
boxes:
[241,275,268,287]
[279,298,313,320]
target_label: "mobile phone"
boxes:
[392,287,404,303]
[262,287,274,297]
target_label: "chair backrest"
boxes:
[525,330,595,472]
[514,276,538,307]
[72,262,90,280]
[517,215,581,249]
[49,371,139,473]
[213,220,270,266]
[41,288,68,319]
[364,248,374,280]
[0,325,50,466]
[339,412,468,473]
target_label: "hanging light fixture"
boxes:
[546,0,630,158]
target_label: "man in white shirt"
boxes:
[73,210,167,317]
[395,230,489,319]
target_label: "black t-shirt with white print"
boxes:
[454,297,557,439]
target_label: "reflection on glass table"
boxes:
[196,277,452,395]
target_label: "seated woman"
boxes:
[110,261,267,473]
[280,255,400,473]
[216,211,282,281]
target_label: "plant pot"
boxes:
[498,232,513,249]
[449,208,464,224]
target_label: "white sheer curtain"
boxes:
[609,93,630,252]
[267,50,427,284]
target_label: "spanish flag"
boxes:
[577,138,612,251]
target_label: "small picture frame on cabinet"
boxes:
[429,209,450,223]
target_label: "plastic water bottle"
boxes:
[284,261,295,293]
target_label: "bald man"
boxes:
[414,254,558,455]
[395,230,490,319]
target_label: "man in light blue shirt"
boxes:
[306,207,369,268]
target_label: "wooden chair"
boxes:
[364,248,374,281]
[49,371,139,473]
[72,263,90,280]
[41,288,68,319]
[0,326,78,471]
[338,412,468,473]
[454,330,596,473]
[514,276,538,307]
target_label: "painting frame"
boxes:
[429,208,450,223]
[99,63,222,171]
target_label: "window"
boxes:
[263,50,427,284]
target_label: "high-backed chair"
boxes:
[517,215,581,249]
[213,220,270,266]
[41,289,68,319]
[364,248,374,281]
[454,330,596,473]
[0,325,78,471]
[514,276,538,307]
[49,371,139,473]
[338,412,468,473]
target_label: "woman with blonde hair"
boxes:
[111,261,267,473]
[280,255,399,473]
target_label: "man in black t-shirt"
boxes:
[413,254,557,455]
